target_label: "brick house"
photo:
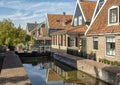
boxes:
[31,22,51,46]
[46,13,73,36]
[26,22,51,51]
[51,0,96,57]
[86,0,120,62]
[46,13,73,50]
[26,22,39,35]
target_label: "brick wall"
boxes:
[96,36,105,61]
[87,35,120,62]
[115,35,120,61]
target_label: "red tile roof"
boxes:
[36,36,51,40]
[47,14,73,29]
[51,25,87,35]
[67,25,87,34]
[47,69,62,82]
[87,0,120,34]
[51,29,71,35]
[80,1,96,22]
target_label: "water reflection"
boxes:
[51,60,111,85]
[23,59,111,85]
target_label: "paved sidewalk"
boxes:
[0,51,31,85]
[51,48,83,60]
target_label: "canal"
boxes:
[22,57,112,85]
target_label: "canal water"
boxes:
[23,58,111,85]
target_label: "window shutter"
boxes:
[54,36,55,45]
[56,35,57,45]
[51,36,53,45]
[64,35,66,46]
[68,37,70,47]
[76,37,78,47]
[60,35,61,45]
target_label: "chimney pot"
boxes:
[63,12,66,16]
[35,21,37,25]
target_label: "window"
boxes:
[79,16,82,25]
[108,6,119,25]
[106,37,115,56]
[74,18,77,26]
[93,37,98,50]
[70,37,75,47]
[56,20,60,23]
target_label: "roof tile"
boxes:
[27,23,39,32]
[47,14,73,29]
[51,25,87,35]
[80,1,96,22]
[87,0,120,34]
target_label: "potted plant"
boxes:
[89,51,96,60]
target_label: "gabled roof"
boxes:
[26,23,39,32]
[67,25,87,34]
[79,1,96,22]
[91,0,105,21]
[51,29,71,35]
[47,14,73,29]
[41,27,46,37]
[47,69,62,82]
[51,25,87,35]
[71,0,96,25]
[36,36,51,40]
[31,22,45,32]
[87,0,120,35]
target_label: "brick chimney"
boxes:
[63,12,67,26]
[63,12,66,16]
[35,21,37,25]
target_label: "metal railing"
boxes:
[39,45,51,53]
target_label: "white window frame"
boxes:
[106,36,115,56]
[79,16,82,25]
[108,6,119,26]
[93,37,98,50]
[74,18,77,26]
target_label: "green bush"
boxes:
[99,58,102,62]
[99,58,120,66]
[0,45,6,53]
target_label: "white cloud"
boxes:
[0,0,75,28]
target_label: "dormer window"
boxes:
[108,6,119,25]
[74,18,77,26]
[56,20,61,23]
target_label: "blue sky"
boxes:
[0,0,97,29]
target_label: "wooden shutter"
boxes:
[56,35,57,45]
[76,37,78,47]
[68,37,70,47]
[64,35,66,46]
[51,36,53,45]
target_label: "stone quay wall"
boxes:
[53,53,120,85]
